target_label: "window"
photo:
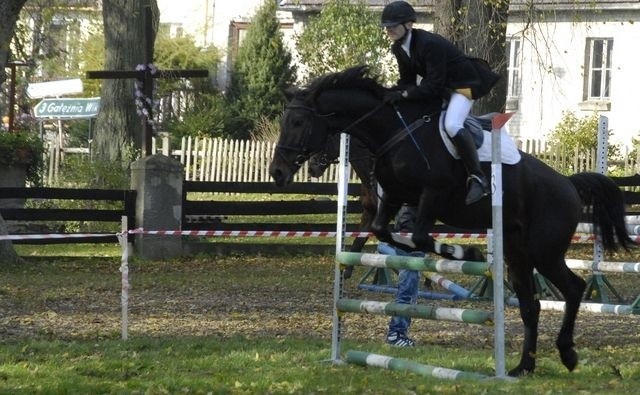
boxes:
[505,38,522,98]
[228,21,250,61]
[585,38,613,101]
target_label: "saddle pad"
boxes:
[439,112,521,165]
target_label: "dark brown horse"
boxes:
[308,135,377,274]
[269,66,634,376]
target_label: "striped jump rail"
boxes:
[336,298,492,325]
[565,259,640,274]
[336,252,491,277]
[506,297,639,315]
[345,350,489,381]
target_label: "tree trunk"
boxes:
[0,0,28,88]
[0,0,28,265]
[92,0,158,163]
[432,0,510,115]
[432,0,461,40]
[0,215,23,264]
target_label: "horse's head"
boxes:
[269,88,332,186]
[269,65,392,186]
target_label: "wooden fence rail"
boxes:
[0,187,137,244]
[46,135,640,184]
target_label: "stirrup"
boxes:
[465,174,489,205]
[466,174,488,190]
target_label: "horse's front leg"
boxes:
[369,192,402,247]
[412,189,485,261]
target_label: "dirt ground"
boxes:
[1,247,639,357]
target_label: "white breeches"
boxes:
[443,92,474,138]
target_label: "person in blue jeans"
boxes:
[378,205,421,347]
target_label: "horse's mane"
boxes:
[304,65,385,101]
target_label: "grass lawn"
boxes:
[1,246,639,393]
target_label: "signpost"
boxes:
[26,78,83,99]
[33,97,101,162]
[33,98,101,119]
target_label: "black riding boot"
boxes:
[452,128,490,205]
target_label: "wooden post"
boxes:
[5,60,29,133]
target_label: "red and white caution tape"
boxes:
[127,228,490,239]
[0,233,116,241]
[2,229,638,242]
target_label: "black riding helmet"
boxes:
[380,1,417,27]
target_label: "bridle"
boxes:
[274,103,328,168]
[275,100,386,168]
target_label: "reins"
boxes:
[390,103,431,169]
[375,108,437,166]
[372,108,437,205]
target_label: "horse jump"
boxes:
[334,251,496,379]
[328,129,506,380]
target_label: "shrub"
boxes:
[0,132,45,185]
[548,111,620,158]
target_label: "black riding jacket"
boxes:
[392,28,500,100]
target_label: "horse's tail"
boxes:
[569,172,635,251]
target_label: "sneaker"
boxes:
[386,332,415,347]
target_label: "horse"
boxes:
[269,65,634,377]
[308,135,377,278]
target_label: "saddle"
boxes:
[463,113,498,148]
[440,111,522,165]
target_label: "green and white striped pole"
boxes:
[336,251,490,276]
[336,298,492,325]
[346,350,488,380]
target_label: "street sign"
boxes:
[27,78,83,99]
[33,97,101,119]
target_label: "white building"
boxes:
[159,0,640,147]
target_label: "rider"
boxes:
[380,1,500,205]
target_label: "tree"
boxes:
[295,0,393,84]
[0,0,28,264]
[0,0,27,87]
[225,0,296,139]
[92,0,159,163]
[433,0,510,114]
[153,31,220,130]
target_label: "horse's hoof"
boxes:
[560,348,578,371]
[507,365,534,377]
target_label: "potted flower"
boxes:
[0,131,45,188]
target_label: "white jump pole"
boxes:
[331,133,351,362]
[119,216,130,341]
[490,112,514,378]
[591,116,607,293]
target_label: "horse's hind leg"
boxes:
[535,258,586,372]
